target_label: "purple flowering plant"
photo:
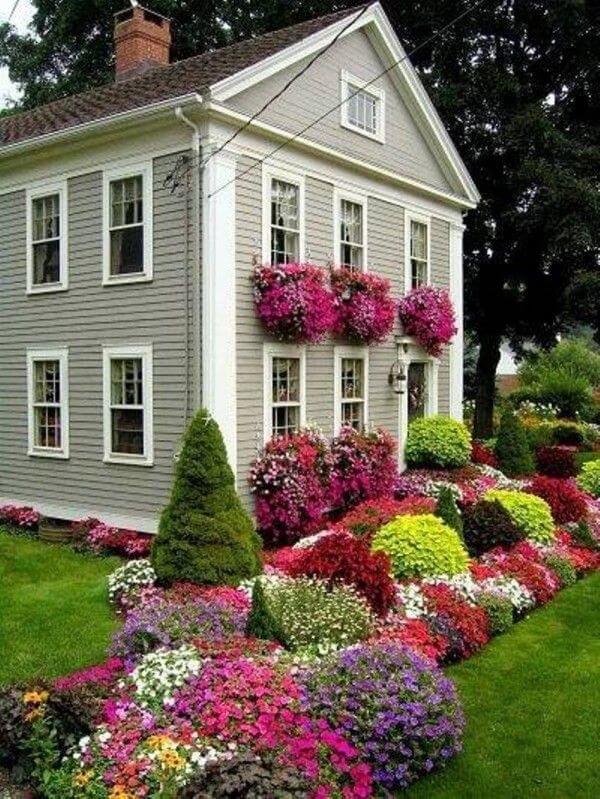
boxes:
[253,262,337,344]
[299,641,464,790]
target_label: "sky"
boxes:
[0,0,35,107]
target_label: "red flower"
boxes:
[471,440,499,468]
[526,476,588,524]
[335,495,435,541]
[421,583,490,659]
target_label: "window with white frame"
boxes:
[335,347,368,433]
[104,164,152,283]
[408,361,428,422]
[27,184,68,292]
[264,345,305,440]
[407,217,430,290]
[27,348,69,458]
[270,178,301,264]
[103,345,153,465]
[340,70,385,142]
[338,197,365,270]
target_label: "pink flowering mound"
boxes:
[249,429,333,545]
[330,426,397,510]
[0,504,40,529]
[335,496,435,541]
[331,269,396,345]
[253,262,337,344]
[398,286,457,357]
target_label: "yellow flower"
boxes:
[73,770,93,787]
[109,787,137,799]
[23,690,49,705]
[24,708,44,722]
[158,750,185,770]
[147,734,174,751]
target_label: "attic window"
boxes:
[340,70,385,143]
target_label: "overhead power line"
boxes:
[7,0,21,23]
[202,4,370,169]
[207,0,487,200]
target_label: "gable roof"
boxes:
[0,6,366,148]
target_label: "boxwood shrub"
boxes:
[484,489,555,544]
[371,514,469,579]
[405,416,471,469]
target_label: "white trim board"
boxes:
[0,496,159,534]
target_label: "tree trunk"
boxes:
[473,334,502,439]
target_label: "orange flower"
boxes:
[23,690,49,705]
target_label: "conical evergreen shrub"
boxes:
[435,486,463,537]
[495,408,535,477]
[246,579,288,646]
[152,408,262,586]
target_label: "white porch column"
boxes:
[449,221,465,420]
[202,149,237,473]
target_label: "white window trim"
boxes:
[333,345,369,434]
[262,165,305,264]
[263,343,306,443]
[333,187,368,271]
[102,161,153,285]
[102,343,154,466]
[26,181,69,295]
[27,347,70,459]
[404,210,431,292]
[340,69,386,144]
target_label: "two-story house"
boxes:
[0,3,479,533]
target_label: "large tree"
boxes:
[2,1,599,437]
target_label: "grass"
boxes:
[0,529,120,684]
[407,573,600,799]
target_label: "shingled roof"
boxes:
[0,6,368,149]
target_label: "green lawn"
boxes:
[0,529,120,684]
[408,573,600,799]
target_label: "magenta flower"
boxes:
[331,269,396,345]
[398,286,457,357]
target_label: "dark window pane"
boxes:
[35,406,61,449]
[408,363,427,422]
[33,240,60,284]
[111,408,144,454]
[110,226,144,275]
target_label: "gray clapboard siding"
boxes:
[0,152,195,527]
[227,29,454,196]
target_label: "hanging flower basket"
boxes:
[398,285,457,357]
[331,269,396,345]
[253,263,337,344]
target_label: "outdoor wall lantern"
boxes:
[388,339,410,395]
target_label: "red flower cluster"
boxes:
[555,531,600,572]
[527,476,588,524]
[471,440,499,468]
[335,496,435,540]
[263,545,306,574]
[329,426,397,510]
[166,583,250,613]
[331,269,396,345]
[422,584,490,660]
[535,446,578,478]
[371,618,449,663]
[485,548,560,604]
[289,531,396,616]
[0,504,40,529]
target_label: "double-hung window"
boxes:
[340,70,385,143]
[103,344,154,465]
[269,177,301,264]
[27,348,69,458]
[26,183,68,293]
[334,347,368,433]
[264,345,305,441]
[104,163,153,283]
[335,191,366,270]
[406,214,430,290]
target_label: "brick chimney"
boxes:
[114,4,172,81]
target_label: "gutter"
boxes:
[0,92,204,162]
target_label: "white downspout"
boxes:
[174,103,203,416]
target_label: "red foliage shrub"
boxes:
[527,476,588,524]
[262,546,306,575]
[371,618,449,663]
[421,584,490,660]
[289,531,395,616]
[535,446,578,478]
[556,531,600,572]
[336,495,435,540]
[471,440,499,468]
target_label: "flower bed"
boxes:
[4,452,600,797]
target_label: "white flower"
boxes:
[127,645,202,708]
[107,559,156,604]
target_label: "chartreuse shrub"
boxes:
[484,489,555,544]
[371,514,469,580]
[577,459,600,498]
[405,416,471,469]
[495,408,534,477]
[152,409,262,586]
